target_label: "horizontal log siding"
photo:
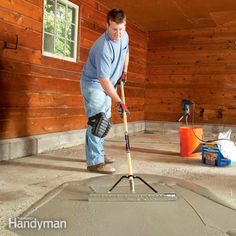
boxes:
[0,0,147,139]
[146,25,236,124]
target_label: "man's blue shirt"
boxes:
[82,31,129,90]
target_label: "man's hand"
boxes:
[117,72,127,85]
[116,102,129,118]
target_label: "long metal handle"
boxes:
[120,81,135,192]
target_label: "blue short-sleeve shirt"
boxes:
[82,31,129,90]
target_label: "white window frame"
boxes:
[42,0,79,62]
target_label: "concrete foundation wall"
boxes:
[0,121,145,161]
[145,121,236,136]
[1,121,236,161]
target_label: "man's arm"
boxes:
[123,51,129,73]
[99,50,129,103]
[100,77,122,103]
[117,51,129,85]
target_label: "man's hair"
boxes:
[107,9,126,25]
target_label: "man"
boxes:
[80,9,129,174]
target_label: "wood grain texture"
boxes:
[147,25,236,124]
[0,0,147,139]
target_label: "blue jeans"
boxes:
[80,79,111,166]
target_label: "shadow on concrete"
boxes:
[131,147,180,156]
[33,154,86,163]
[107,144,179,156]
[106,144,201,166]
[0,160,88,173]
[150,156,201,166]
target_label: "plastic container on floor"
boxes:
[179,126,203,158]
[202,144,232,167]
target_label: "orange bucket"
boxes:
[179,126,203,158]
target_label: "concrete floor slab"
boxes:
[0,132,236,235]
[10,174,236,236]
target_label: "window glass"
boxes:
[44,34,54,53]
[43,0,79,62]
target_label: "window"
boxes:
[43,0,79,62]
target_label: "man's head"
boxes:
[107,9,126,41]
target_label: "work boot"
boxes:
[104,155,115,164]
[87,163,115,174]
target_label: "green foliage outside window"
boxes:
[43,0,78,60]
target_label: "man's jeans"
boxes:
[80,79,111,166]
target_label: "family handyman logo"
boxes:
[9,217,66,230]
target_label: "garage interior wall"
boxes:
[1,0,236,141]
[146,25,236,124]
[0,0,147,140]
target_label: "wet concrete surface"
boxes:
[0,132,236,235]
[11,174,236,236]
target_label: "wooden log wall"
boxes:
[146,25,236,124]
[0,0,148,139]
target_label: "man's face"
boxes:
[107,20,126,41]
